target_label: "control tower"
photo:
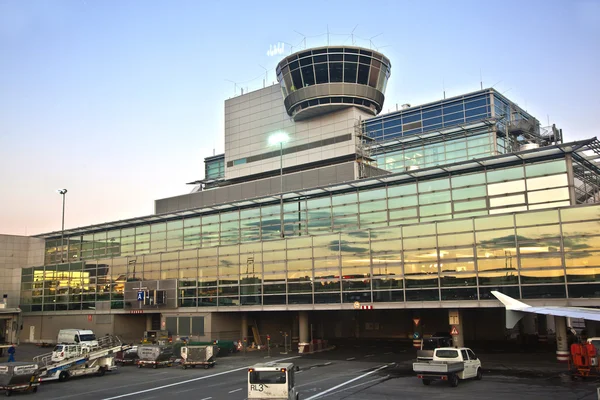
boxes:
[276,46,391,121]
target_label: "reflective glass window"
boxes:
[525,160,566,177]
[561,205,600,222]
[329,63,343,82]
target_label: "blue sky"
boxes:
[1,0,599,235]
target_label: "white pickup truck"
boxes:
[413,347,482,387]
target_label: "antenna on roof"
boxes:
[350,24,358,45]
[443,79,446,99]
[480,68,483,90]
[224,79,239,96]
[294,30,307,49]
[259,64,268,88]
[369,33,383,50]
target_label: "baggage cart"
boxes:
[180,346,216,370]
[136,345,173,369]
[0,362,40,396]
[115,346,139,366]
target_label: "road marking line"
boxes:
[173,388,197,394]
[228,388,242,393]
[326,375,389,397]
[101,356,300,400]
[384,352,393,355]
[346,357,355,361]
[364,354,375,358]
[303,363,392,400]
[200,398,212,400]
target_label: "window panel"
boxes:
[525,160,566,177]
[528,188,570,204]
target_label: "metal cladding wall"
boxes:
[155,162,358,214]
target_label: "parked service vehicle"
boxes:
[51,344,82,362]
[417,335,454,361]
[141,330,171,345]
[56,329,99,352]
[34,335,130,383]
[248,363,299,400]
[413,347,482,387]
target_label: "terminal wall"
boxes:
[21,314,114,344]
[114,314,146,343]
[0,235,44,308]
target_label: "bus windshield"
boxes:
[249,371,286,384]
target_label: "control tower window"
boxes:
[291,68,303,91]
[302,65,315,86]
[344,62,358,83]
[315,63,329,84]
[330,62,343,82]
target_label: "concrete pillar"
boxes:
[449,309,464,348]
[555,316,569,362]
[241,313,248,342]
[145,315,153,331]
[299,311,309,344]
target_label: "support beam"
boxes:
[555,316,569,363]
[449,309,464,348]
[241,313,248,343]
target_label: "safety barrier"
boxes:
[413,339,422,349]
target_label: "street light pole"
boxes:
[57,189,68,262]
[268,132,289,239]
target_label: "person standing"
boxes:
[7,344,15,362]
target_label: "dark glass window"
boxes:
[359,55,370,64]
[357,64,370,85]
[423,108,442,119]
[299,56,313,66]
[289,60,299,70]
[314,293,340,304]
[315,63,329,84]
[301,65,315,86]
[330,63,343,82]
[405,289,439,301]
[444,103,464,114]
[478,286,520,300]
[343,62,357,83]
[290,69,303,90]
[368,67,380,88]
[345,48,359,53]
[328,53,343,62]
[521,285,566,299]
[344,54,358,62]
[314,55,327,63]
[568,284,600,298]
[441,288,478,300]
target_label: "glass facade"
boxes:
[205,155,224,180]
[25,154,588,312]
[364,92,492,142]
[22,203,600,312]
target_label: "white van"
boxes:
[51,344,82,362]
[57,329,99,352]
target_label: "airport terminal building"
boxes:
[4,46,600,351]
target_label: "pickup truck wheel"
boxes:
[422,379,431,386]
[58,371,69,382]
[449,374,459,387]
[476,368,483,380]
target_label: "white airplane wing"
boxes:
[491,291,600,328]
